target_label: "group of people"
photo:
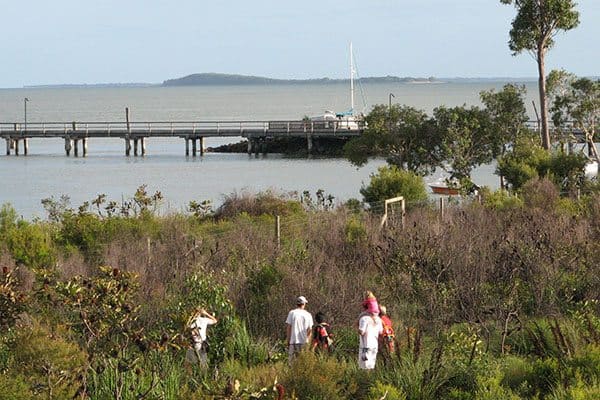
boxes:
[285,291,395,370]
[185,291,395,371]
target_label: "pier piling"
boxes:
[199,137,205,155]
[14,139,20,156]
[141,138,146,156]
[64,138,71,156]
[23,138,29,156]
[185,138,190,156]
[6,139,10,155]
[82,138,88,157]
[125,139,131,156]
[192,138,197,156]
[74,139,79,157]
[125,107,132,156]
[133,139,139,156]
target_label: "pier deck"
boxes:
[0,119,365,156]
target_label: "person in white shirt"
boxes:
[285,296,313,361]
[185,308,218,368]
[358,311,383,369]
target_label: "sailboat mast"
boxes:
[350,42,354,115]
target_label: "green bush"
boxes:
[497,138,588,194]
[215,191,304,219]
[377,349,451,400]
[0,373,30,400]
[567,345,600,384]
[345,216,368,244]
[224,320,278,367]
[499,356,533,395]
[360,165,428,210]
[11,322,87,399]
[283,350,347,400]
[475,369,521,400]
[0,267,27,330]
[220,358,284,395]
[480,188,523,210]
[500,355,560,398]
[87,351,187,400]
[368,380,406,400]
[0,204,56,270]
[497,138,550,191]
[163,271,236,366]
[547,378,600,400]
[548,152,587,193]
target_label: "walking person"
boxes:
[362,290,380,316]
[185,307,218,369]
[379,305,396,355]
[358,304,383,370]
[311,311,333,353]
[285,296,313,361]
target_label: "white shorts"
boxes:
[358,348,378,369]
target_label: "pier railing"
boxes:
[0,119,365,156]
[0,119,366,138]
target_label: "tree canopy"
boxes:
[360,165,428,209]
[480,83,530,148]
[434,105,497,187]
[501,0,580,150]
[343,104,442,175]
[548,70,600,161]
[344,85,531,188]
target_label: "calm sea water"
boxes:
[0,82,538,218]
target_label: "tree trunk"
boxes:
[537,48,551,150]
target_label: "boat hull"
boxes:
[430,185,460,195]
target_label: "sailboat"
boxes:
[311,43,363,130]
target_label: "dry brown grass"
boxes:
[12,191,598,341]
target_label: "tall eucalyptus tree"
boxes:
[501,0,579,150]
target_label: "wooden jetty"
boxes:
[1,114,588,158]
[0,114,365,157]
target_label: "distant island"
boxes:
[23,83,157,89]
[162,73,438,86]
[21,74,556,89]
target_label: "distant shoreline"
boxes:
[17,73,546,89]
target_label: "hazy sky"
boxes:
[2,0,598,87]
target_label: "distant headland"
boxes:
[21,74,547,89]
[162,73,438,86]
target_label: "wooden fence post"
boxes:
[275,215,281,249]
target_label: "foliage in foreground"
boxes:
[1,188,599,399]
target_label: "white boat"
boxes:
[311,43,363,130]
[584,160,598,179]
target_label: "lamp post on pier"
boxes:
[24,97,29,133]
[388,93,395,133]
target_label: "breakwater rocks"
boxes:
[208,137,348,156]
